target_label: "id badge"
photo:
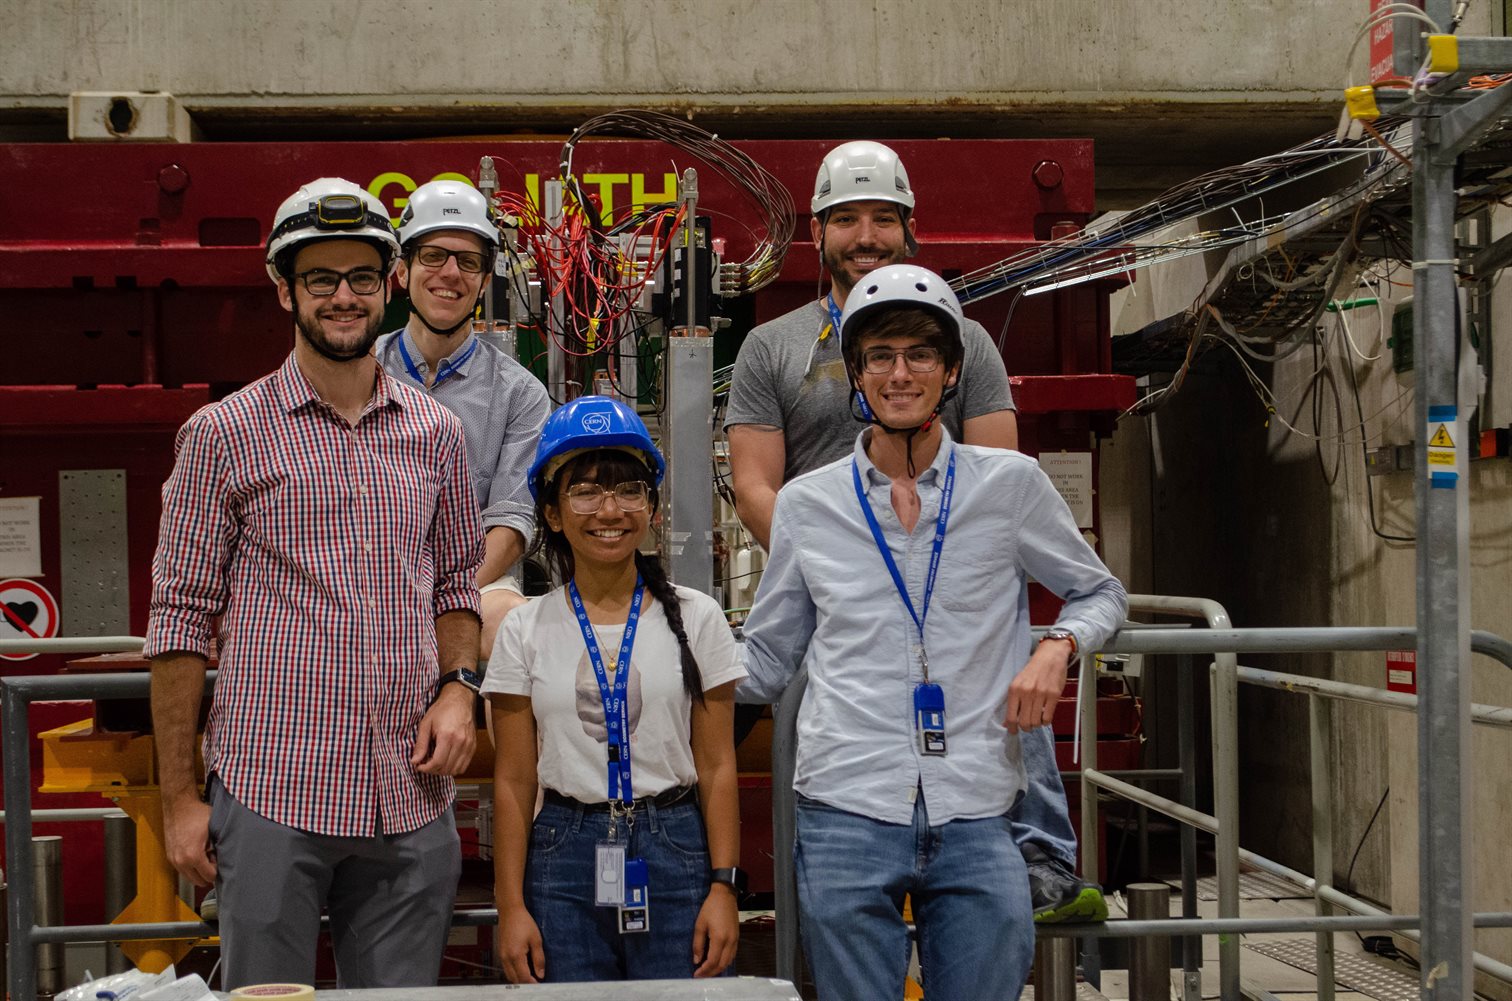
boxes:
[619,857,650,934]
[594,842,625,907]
[914,682,947,756]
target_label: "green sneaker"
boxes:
[1025,843,1108,923]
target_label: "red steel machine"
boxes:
[0,137,1133,955]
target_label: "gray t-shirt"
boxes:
[724,299,1016,482]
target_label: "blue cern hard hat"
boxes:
[528,396,666,500]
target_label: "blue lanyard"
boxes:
[568,577,644,806]
[395,333,475,390]
[824,293,843,339]
[851,449,956,674]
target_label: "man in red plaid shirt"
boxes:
[146,177,486,990]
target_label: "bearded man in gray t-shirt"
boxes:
[725,140,1107,925]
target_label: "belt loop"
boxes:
[644,796,661,833]
[568,796,586,836]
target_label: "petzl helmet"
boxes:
[812,140,918,256]
[265,177,400,282]
[839,264,964,366]
[528,396,666,500]
[396,180,500,252]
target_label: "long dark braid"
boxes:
[535,449,705,704]
[633,549,705,705]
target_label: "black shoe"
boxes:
[1024,843,1108,923]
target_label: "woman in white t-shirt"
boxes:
[485,396,745,984]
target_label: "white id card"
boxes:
[594,842,626,906]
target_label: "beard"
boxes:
[293,296,385,362]
[822,239,907,298]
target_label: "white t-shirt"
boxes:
[483,583,746,803]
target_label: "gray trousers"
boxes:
[207,775,461,990]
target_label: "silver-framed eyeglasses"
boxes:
[860,345,943,375]
[294,268,386,296]
[413,245,489,274]
[564,481,651,514]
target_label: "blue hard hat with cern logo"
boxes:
[528,396,666,500]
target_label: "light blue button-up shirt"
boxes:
[741,428,1128,826]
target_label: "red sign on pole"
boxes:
[0,577,60,661]
[1386,650,1417,694]
[1369,0,1423,85]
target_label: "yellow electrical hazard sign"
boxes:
[1427,422,1457,467]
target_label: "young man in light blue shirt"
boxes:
[742,265,1128,1001]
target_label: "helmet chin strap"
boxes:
[851,385,959,479]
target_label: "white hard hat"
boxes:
[840,264,964,366]
[812,140,916,216]
[396,180,500,252]
[264,177,400,283]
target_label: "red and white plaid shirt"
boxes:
[146,354,484,837]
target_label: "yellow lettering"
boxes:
[429,171,474,186]
[368,172,418,226]
[582,173,629,224]
[525,174,540,214]
[631,172,678,212]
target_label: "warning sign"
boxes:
[1386,650,1416,694]
[0,577,60,662]
[1426,407,1460,487]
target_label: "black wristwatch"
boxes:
[710,866,748,895]
[435,667,483,698]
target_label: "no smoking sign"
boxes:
[0,578,60,661]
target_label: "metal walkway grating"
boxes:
[1246,938,1421,1000]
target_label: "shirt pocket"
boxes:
[936,544,1013,614]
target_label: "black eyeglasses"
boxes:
[294,268,386,296]
[412,245,489,274]
[859,345,943,375]
[564,481,650,514]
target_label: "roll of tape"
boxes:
[230,985,316,999]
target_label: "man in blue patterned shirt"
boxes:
[374,180,549,659]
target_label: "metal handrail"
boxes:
[767,608,1512,1000]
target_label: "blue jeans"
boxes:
[795,794,1035,1001]
[1014,725,1079,867]
[524,796,716,982]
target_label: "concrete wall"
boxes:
[6,0,1488,204]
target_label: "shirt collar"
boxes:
[271,351,402,417]
[395,326,480,385]
[853,425,956,488]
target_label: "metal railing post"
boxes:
[103,810,135,974]
[1078,652,1101,985]
[1128,882,1173,1000]
[4,680,36,1001]
[33,835,64,997]
[1309,694,1336,1001]
[1176,653,1202,1001]
[1033,936,1077,1001]
[771,668,808,988]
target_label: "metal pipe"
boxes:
[1240,666,1512,727]
[771,667,808,987]
[1414,77,1473,996]
[0,808,127,825]
[1081,769,1217,834]
[1033,937,1077,1001]
[1315,886,1512,985]
[1075,624,1512,670]
[544,179,567,403]
[1127,883,1172,1001]
[1,864,8,1001]
[1177,654,1201,1001]
[103,811,134,974]
[1309,695,1336,1001]
[0,636,145,655]
[5,681,37,1001]
[33,835,63,997]
[1029,911,1512,939]
[1078,652,1102,986]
